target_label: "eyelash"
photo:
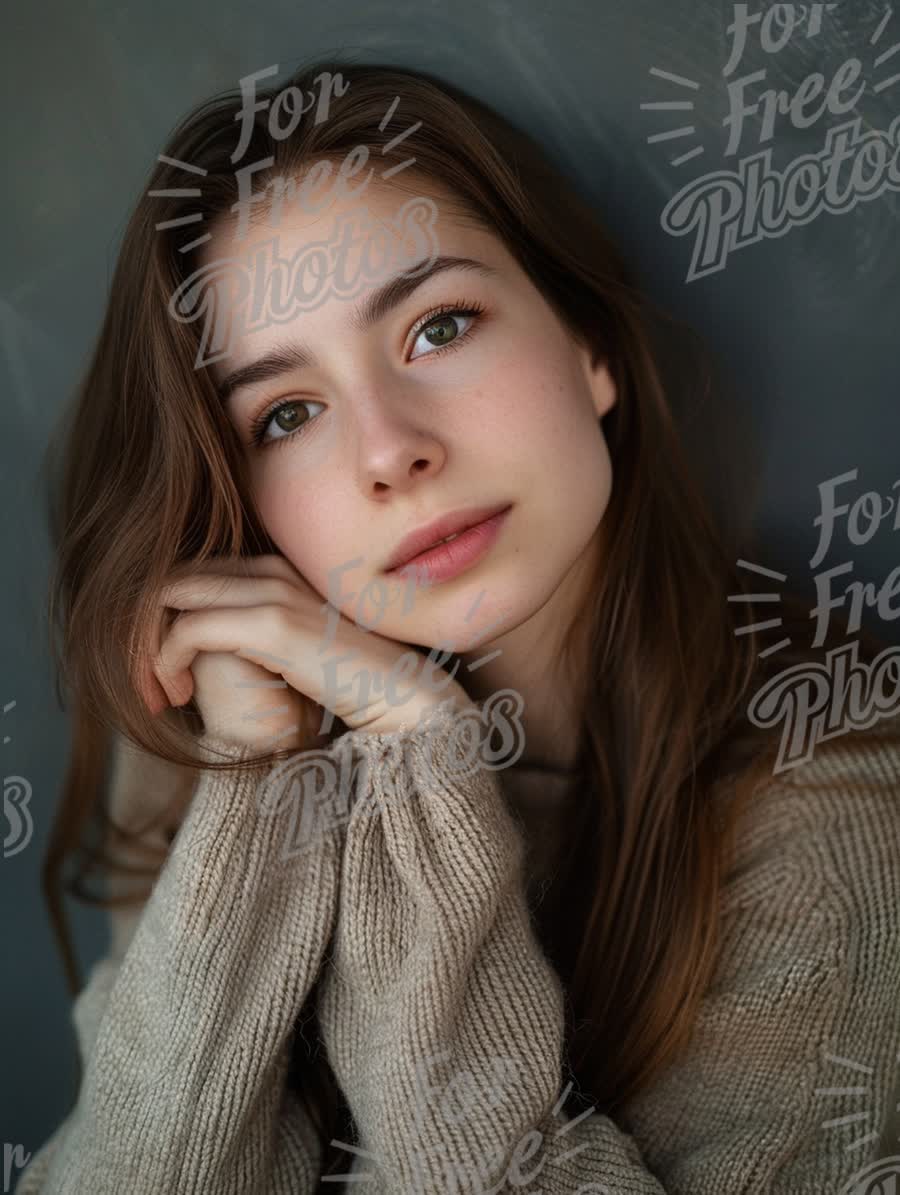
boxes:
[247,298,487,450]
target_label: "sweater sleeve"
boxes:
[15,730,343,1195]
[314,700,900,1194]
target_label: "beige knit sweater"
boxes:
[15,701,900,1194]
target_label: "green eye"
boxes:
[424,315,461,346]
[271,403,307,433]
[409,301,486,361]
[249,398,323,449]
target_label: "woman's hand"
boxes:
[138,553,470,747]
[134,558,318,751]
[178,650,323,752]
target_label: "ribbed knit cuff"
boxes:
[315,696,566,1192]
[32,728,340,1194]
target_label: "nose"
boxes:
[354,393,448,497]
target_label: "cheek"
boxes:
[508,363,602,465]
[464,362,566,461]
[252,466,400,616]
[251,464,343,580]
[586,434,614,519]
[533,374,614,531]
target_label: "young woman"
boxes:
[20,57,900,1193]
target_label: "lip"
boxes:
[383,503,512,583]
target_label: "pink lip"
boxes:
[383,505,512,585]
[383,503,513,571]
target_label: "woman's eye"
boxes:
[249,399,324,448]
[409,310,478,361]
[249,305,483,448]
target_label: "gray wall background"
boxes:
[2,0,898,1172]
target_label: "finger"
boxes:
[136,658,169,715]
[153,658,192,708]
[144,566,232,711]
[159,576,300,613]
[168,553,310,591]
[159,554,395,632]
[150,605,183,710]
[154,559,307,708]
[131,604,175,715]
[154,605,292,701]
[146,606,191,708]
[134,558,298,716]
[144,670,170,716]
[152,605,187,708]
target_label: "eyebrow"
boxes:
[215,254,499,405]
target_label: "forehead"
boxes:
[194,173,507,390]
[201,170,479,263]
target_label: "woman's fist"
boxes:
[186,650,322,751]
[134,556,324,751]
[135,552,469,747]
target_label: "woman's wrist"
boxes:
[361,681,476,737]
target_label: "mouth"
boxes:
[383,503,513,583]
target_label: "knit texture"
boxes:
[16,702,900,1194]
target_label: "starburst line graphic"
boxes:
[642,5,900,168]
[817,1048,900,1155]
[322,1079,599,1186]
[641,67,703,167]
[873,6,900,94]
[150,95,419,254]
[729,559,792,659]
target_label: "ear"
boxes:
[578,340,618,420]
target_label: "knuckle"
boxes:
[271,577,298,605]
[257,603,286,637]
[160,608,192,650]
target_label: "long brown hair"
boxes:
[42,56,894,1176]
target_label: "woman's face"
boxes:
[202,174,617,658]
